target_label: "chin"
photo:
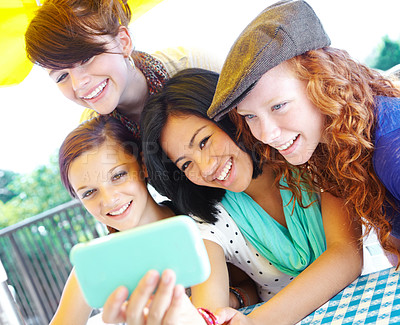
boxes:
[95,107,114,115]
[287,154,311,166]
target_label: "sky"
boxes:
[1,0,400,174]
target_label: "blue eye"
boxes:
[244,114,256,120]
[56,73,68,83]
[81,57,92,64]
[200,136,210,149]
[272,102,287,111]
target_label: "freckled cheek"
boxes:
[248,123,262,141]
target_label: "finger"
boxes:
[163,285,205,324]
[146,269,176,325]
[163,284,185,320]
[102,286,129,324]
[125,270,160,325]
[215,307,239,324]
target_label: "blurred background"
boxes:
[0,1,397,324]
[1,0,400,226]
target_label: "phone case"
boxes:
[70,215,211,308]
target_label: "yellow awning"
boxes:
[0,0,163,86]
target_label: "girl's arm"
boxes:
[217,191,363,325]
[227,263,260,308]
[190,239,230,310]
[192,240,259,310]
[49,269,92,325]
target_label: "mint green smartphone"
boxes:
[70,215,210,308]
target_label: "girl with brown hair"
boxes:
[55,115,259,324]
[25,0,221,136]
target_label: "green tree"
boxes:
[0,169,17,203]
[368,35,400,71]
[0,154,71,228]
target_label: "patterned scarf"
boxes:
[110,51,170,139]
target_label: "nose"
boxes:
[100,187,118,210]
[252,118,281,145]
[195,153,217,179]
[69,67,90,91]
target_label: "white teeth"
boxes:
[108,201,131,216]
[83,80,107,99]
[217,159,232,181]
[276,135,298,151]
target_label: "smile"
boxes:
[216,158,232,181]
[82,80,108,100]
[107,200,132,216]
[275,135,299,151]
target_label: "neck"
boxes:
[244,165,278,202]
[141,197,175,226]
[117,68,149,123]
[244,165,286,228]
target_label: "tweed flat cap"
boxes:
[208,0,331,120]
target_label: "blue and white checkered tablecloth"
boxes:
[240,267,400,324]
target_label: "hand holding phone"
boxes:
[70,215,210,308]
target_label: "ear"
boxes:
[139,152,149,179]
[117,26,134,57]
[141,164,149,179]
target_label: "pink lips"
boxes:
[82,79,109,103]
[277,135,300,155]
[106,200,133,219]
[214,158,235,188]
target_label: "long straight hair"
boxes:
[141,68,263,223]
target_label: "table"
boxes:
[241,267,400,324]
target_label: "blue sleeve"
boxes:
[373,129,400,202]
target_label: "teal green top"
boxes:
[221,178,326,276]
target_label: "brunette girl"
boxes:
[25,0,221,134]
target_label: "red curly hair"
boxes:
[231,47,400,263]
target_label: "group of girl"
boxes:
[25,0,399,324]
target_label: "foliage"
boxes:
[0,154,71,228]
[368,35,400,71]
[0,169,17,203]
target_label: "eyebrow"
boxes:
[75,163,128,192]
[174,126,207,165]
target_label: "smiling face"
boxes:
[68,140,150,231]
[236,62,325,165]
[47,27,140,116]
[160,114,254,193]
